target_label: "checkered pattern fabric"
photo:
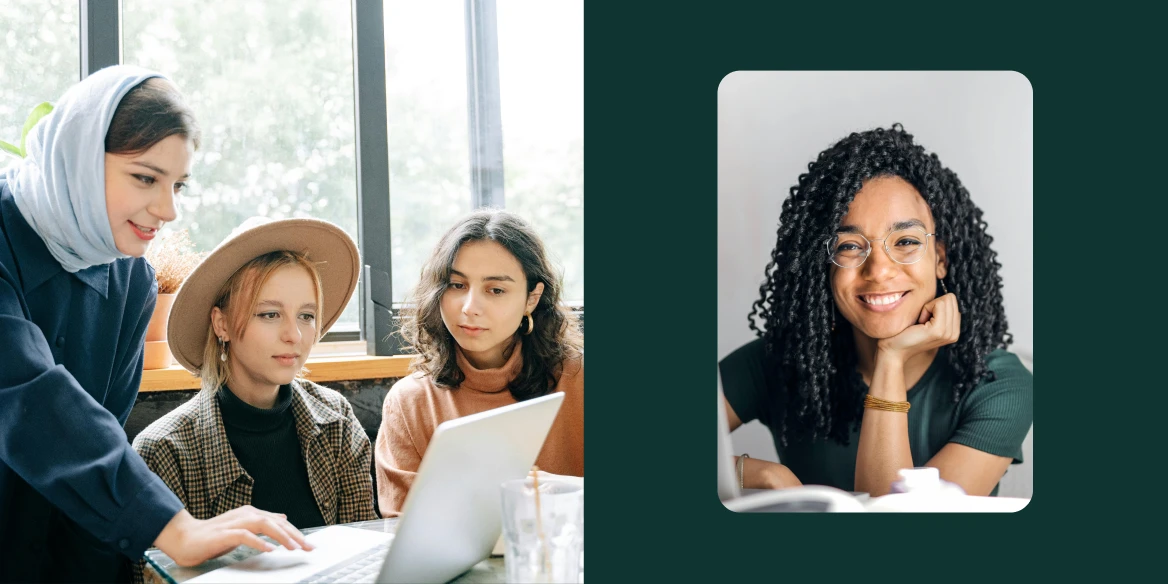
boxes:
[133,378,376,522]
[131,378,376,581]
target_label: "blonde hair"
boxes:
[199,250,324,390]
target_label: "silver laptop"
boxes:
[187,391,566,584]
[717,372,864,512]
[375,391,565,582]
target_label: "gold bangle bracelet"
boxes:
[864,394,910,413]
[737,454,750,489]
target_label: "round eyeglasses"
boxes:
[827,227,936,268]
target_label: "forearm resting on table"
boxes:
[738,457,801,490]
[853,413,914,496]
[854,358,913,497]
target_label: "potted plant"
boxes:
[143,229,204,369]
[1,101,54,160]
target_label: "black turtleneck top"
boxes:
[217,384,325,528]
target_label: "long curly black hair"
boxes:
[747,124,1012,447]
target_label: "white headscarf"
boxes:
[1,65,165,273]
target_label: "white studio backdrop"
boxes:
[717,71,1033,497]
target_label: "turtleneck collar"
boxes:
[455,338,523,393]
[217,383,294,432]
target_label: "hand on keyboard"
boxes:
[155,506,314,567]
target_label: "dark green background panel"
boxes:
[584,3,1156,580]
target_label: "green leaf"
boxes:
[0,140,21,159]
[20,102,54,157]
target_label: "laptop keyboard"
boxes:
[298,541,391,584]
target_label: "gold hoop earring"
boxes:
[524,312,534,335]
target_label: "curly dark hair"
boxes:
[747,124,1012,447]
[401,209,583,401]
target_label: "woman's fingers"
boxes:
[917,303,933,325]
[278,515,314,551]
[918,294,959,345]
[211,507,313,552]
[878,293,961,358]
[231,506,313,551]
[245,515,312,551]
[227,529,278,554]
[166,508,317,568]
[935,293,959,344]
[267,513,313,550]
[169,529,267,568]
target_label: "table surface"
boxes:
[143,518,506,584]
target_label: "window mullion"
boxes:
[465,0,505,209]
[352,0,398,355]
[79,0,121,78]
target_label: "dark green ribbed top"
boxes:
[719,339,1033,496]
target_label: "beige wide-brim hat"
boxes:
[167,217,360,373]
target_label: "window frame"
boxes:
[79,0,579,356]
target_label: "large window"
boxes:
[383,0,471,304]
[123,0,362,333]
[3,0,583,353]
[0,0,78,157]
[385,0,584,305]
[497,0,584,303]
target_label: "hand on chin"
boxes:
[875,293,961,361]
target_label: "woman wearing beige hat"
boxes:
[132,217,377,550]
[375,210,584,516]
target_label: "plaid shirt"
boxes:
[132,378,377,525]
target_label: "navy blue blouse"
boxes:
[0,183,183,581]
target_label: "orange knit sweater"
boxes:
[374,342,583,516]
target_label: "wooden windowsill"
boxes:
[140,355,414,392]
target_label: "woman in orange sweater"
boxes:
[375,210,583,516]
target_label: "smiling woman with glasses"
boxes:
[719,124,1032,498]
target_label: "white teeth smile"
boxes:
[861,292,906,305]
[132,222,156,233]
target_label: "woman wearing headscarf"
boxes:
[0,66,311,583]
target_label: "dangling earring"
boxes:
[523,312,534,335]
[219,337,228,362]
[939,278,949,295]
[831,307,836,332]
